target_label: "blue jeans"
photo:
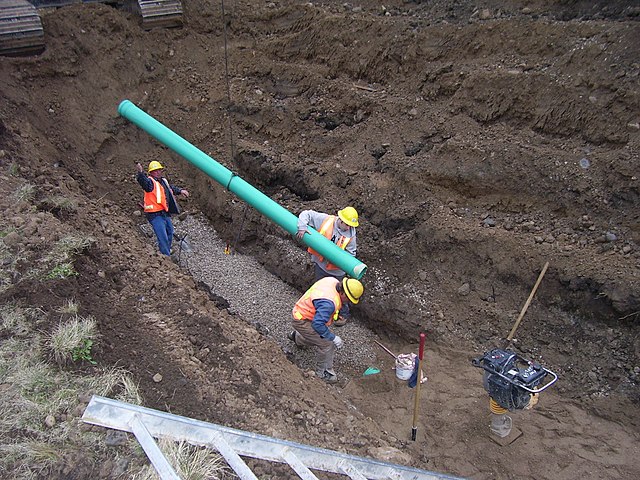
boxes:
[148,213,174,256]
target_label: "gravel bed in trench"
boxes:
[173,214,379,382]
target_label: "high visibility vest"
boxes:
[307,215,351,270]
[143,177,168,213]
[292,277,342,325]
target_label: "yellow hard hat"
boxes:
[342,278,364,304]
[338,206,359,227]
[148,161,164,173]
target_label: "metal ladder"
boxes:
[82,395,462,480]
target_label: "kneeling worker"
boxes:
[288,277,364,383]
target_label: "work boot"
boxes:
[287,330,297,344]
[318,369,338,384]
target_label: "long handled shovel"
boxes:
[503,261,549,347]
[374,340,398,359]
[411,332,426,441]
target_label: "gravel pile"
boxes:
[173,214,379,380]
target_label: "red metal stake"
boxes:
[411,332,426,441]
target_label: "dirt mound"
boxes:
[1,0,639,479]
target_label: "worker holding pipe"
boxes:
[136,161,189,256]
[296,207,359,325]
[289,277,364,383]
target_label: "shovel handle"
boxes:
[374,340,398,359]
[506,262,549,343]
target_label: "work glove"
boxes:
[334,315,348,327]
[332,335,344,349]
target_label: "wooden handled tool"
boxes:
[505,262,549,345]
[411,332,426,441]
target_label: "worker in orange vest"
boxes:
[296,207,359,325]
[288,277,364,383]
[136,161,189,256]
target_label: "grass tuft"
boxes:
[38,195,77,215]
[15,361,56,403]
[41,235,94,280]
[53,235,94,260]
[57,299,79,315]
[0,241,22,294]
[0,303,46,337]
[90,367,143,405]
[13,182,36,202]
[1,302,30,337]
[47,316,98,365]
[118,374,144,405]
[8,162,20,176]
[131,439,228,480]
[46,262,78,279]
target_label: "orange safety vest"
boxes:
[143,177,168,213]
[292,277,342,325]
[307,215,351,270]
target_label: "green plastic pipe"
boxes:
[118,99,367,280]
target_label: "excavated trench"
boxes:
[174,154,639,406]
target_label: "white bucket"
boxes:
[395,353,416,380]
